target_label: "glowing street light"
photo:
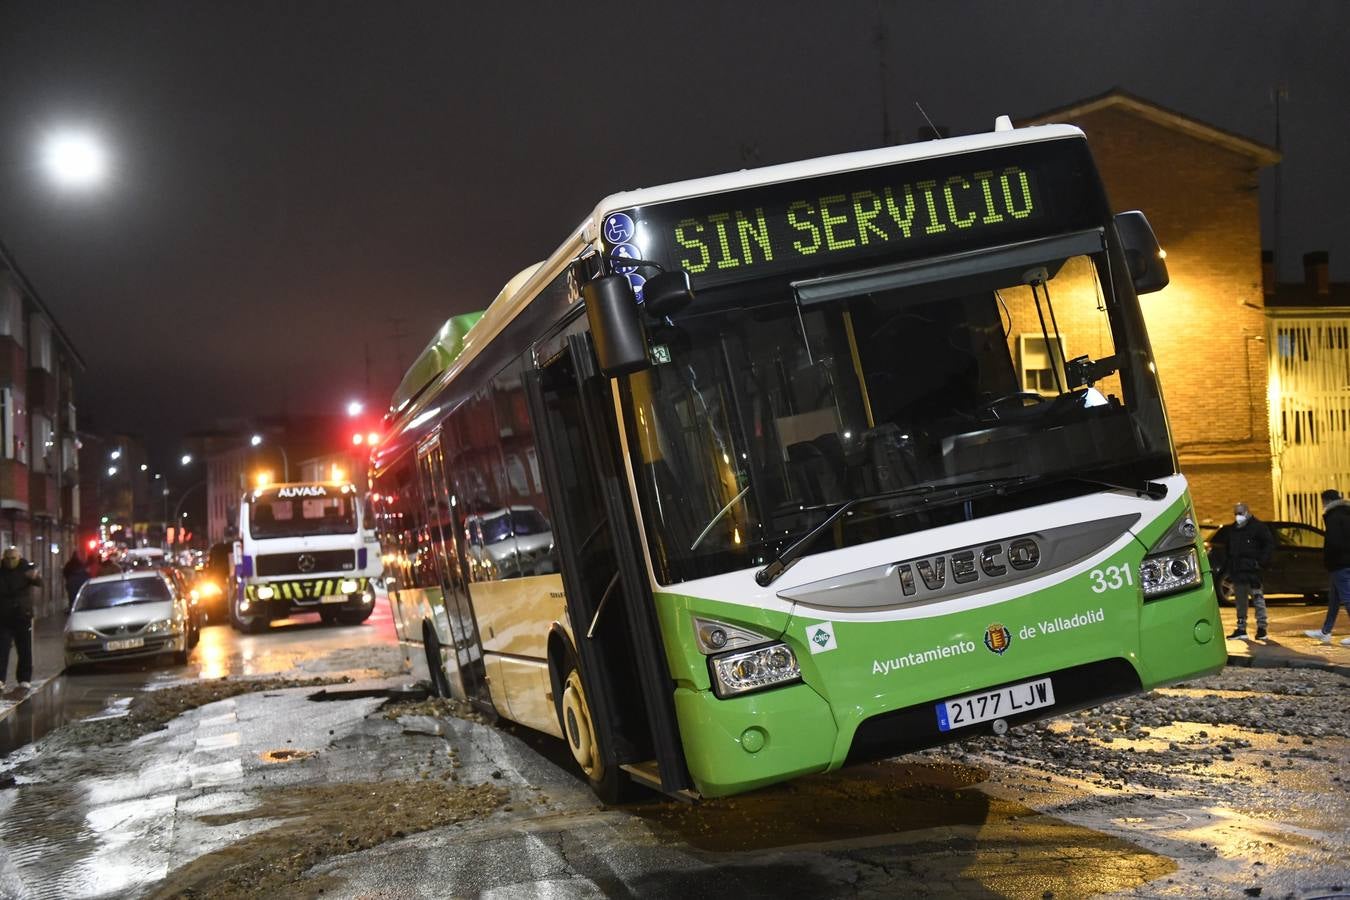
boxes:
[346,400,364,417]
[106,466,117,477]
[180,454,193,466]
[40,129,110,191]
[139,463,148,472]
[250,434,263,446]
[109,449,121,461]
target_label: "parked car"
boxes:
[65,570,198,669]
[1203,520,1326,605]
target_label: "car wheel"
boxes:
[1217,576,1236,606]
[319,609,341,625]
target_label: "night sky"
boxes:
[0,1,1345,458]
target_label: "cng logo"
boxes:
[806,621,837,654]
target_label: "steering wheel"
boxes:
[983,391,1044,409]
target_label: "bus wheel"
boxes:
[556,657,634,804]
[423,622,452,698]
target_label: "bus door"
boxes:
[415,434,492,708]
[525,333,691,795]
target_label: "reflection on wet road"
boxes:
[1,599,399,758]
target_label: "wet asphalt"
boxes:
[0,598,1347,899]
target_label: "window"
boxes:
[28,316,52,373]
[0,275,24,344]
[0,386,26,464]
[1018,333,1069,397]
[30,413,53,474]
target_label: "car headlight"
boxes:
[67,630,100,643]
[256,585,275,600]
[339,578,359,594]
[1140,508,1204,599]
[199,581,222,597]
[709,642,802,698]
[143,619,174,634]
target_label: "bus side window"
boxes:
[446,387,512,583]
[494,359,560,578]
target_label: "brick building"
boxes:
[0,240,85,616]
[1264,250,1350,525]
[1024,91,1281,525]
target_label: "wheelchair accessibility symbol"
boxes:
[604,213,636,245]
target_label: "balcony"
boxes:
[0,458,28,508]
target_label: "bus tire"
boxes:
[423,621,453,699]
[554,653,634,805]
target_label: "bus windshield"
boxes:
[620,241,1173,584]
[249,490,357,538]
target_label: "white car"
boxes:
[65,570,197,669]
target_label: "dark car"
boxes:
[1203,520,1326,605]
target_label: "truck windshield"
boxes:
[619,240,1173,584]
[249,491,357,538]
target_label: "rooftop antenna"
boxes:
[915,101,939,138]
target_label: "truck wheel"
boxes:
[337,607,373,626]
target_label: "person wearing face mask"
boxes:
[0,545,42,692]
[1214,502,1274,641]
[1304,488,1350,646]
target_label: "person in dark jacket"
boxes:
[1215,502,1275,641]
[1304,488,1350,646]
[62,551,88,614]
[0,546,42,691]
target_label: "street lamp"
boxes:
[109,449,121,461]
[180,454,192,466]
[250,434,289,482]
[40,129,110,192]
[106,465,117,477]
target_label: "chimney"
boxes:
[1261,250,1275,297]
[1304,251,1330,295]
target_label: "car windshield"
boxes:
[619,241,1173,583]
[250,489,357,538]
[75,577,172,611]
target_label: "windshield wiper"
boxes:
[754,477,1031,587]
[1014,473,1167,501]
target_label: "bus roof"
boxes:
[380,119,1086,455]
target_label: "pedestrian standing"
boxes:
[1304,488,1350,646]
[0,546,42,692]
[1217,502,1275,641]
[62,551,88,614]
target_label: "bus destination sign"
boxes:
[604,140,1102,290]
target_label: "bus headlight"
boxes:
[1140,548,1201,598]
[256,585,275,600]
[1139,506,1203,599]
[709,642,801,698]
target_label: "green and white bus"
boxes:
[370,116,1225,802]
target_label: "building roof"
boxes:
[0,236,87,371]
[1020,89,1281,167]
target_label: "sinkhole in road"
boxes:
[632,759,1177,895]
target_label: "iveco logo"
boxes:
[297,554,317,573]
[894,537,1041,598]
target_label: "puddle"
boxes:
[260,748,318,763]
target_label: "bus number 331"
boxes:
[1089,564,1135,593]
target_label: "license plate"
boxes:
[320,595,346,604]
[936,677,1055,732]
[105,638,145,651]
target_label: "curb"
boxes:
[1226,654,1350,679]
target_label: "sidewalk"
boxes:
[0,612,67,720]
[1218,605,1350,676]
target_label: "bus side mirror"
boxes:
[644,270,695,318]
[583,275,650,377]
[1115,211,1169,294]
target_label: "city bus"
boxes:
[229,481,382,633]
[370,117,1226,802]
